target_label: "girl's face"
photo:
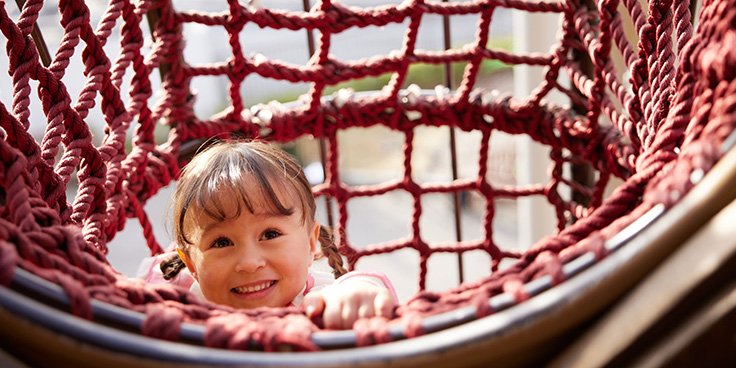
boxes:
[180,182,319,309]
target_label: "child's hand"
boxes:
[302,278,395,329]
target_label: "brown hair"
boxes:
[161,140,346,279]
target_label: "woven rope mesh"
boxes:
[0,0,735,351]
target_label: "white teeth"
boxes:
[232,281,274,294]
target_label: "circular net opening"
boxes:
[1,0,735,366]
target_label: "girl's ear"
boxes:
[177,248,197,278]
[308,221,320,266]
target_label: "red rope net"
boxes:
[0,0,735,351]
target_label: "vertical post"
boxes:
[571,0,596,212]
[15,0,52,67]
[302,0,335,230]
[512,11,561,250]
[442,0,465,284]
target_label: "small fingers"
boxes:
[322,294,345,329]
[302,292,326,319]
[358,301,375,319]
[340,301,359,330]
[374,289,395,318]
[311,281,397,329]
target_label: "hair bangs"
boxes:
[173,140,314,247]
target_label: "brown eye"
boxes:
[211,237,233,248]
[261,229,281,241]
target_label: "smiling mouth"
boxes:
[231,280,276,294]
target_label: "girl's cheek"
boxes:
[190,250,209,272]
[199,251,231,273]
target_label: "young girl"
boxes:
[150,140,396,330]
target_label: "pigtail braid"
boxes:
[160,253,186,280]
[318,225,347,278]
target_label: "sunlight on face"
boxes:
[181,180,319,309]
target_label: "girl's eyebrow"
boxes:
[251,212,294,222]
[200,221,221,234]
[200,210,292,233]
[196,215,225,235]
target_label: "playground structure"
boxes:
[0,0,735,366]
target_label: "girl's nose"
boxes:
[234,244,266,273]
